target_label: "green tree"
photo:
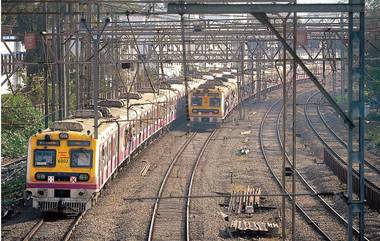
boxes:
[366,0,380,111]
[367,66,380,111]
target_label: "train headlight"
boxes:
[35,173,46,181]
[78,174,89,181]
[78,191,84,196]
[37,190,44,196]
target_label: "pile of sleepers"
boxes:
[227,219,279,237]
[228,185,261,214]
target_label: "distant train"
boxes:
[25,77,206,213]
[188,70,251,127]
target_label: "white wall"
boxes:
[1,36,26,94]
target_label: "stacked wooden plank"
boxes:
[228,185,261,214]
[228,219,279,236]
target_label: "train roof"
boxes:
[38,77,207,142]
[190,73,238,96]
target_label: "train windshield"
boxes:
[70,150,93,168]
[191,97,203,106]
[209,98,221,107]
[34,150,56,167]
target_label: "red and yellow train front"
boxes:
[26,131,98,213]
[188,88,224,125]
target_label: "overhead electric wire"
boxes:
[123,191,342,202]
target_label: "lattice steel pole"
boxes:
[81,18,109,139]
[281,16,287,241]
[291,8,297,241]
[180,14,190,127]
[75,5,80,110]
[239,40,244,119]
[340,14,345,98]
[256,44,262,101]
[347,0,365,240]
[43,1,49,128]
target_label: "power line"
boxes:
[123,191,342,202]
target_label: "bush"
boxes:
[367,112,380,122]
[1,94,44,158]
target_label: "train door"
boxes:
[148,110,152,135]
[111,134,115,174]
[107,138,111,177]
[100,144,105,186]
[131,121,136,152]
[139,116,143,144]
[100,141,110,187]
[166,99,170,124]
[124,124,132,156]
[155,105,159,131]
[135,120,141,147]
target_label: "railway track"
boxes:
[305,91,380,211]
[22,212,84,241]
[260,99,368,241]
[277,104,368,240]
[316,93,380,176]
[259,99,334,240]
[147,130,216,241]
[2,156,27,168]
[2,158,27,183]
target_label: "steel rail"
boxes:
[304,92,380,193]
[316,94,380,175]
[22,219,44,241]
[147,132,197,241]
[185,130,216,241]
[61,212,86,241]
[21,212,85,241]
[2,157,27,168]
[276,103,369,241]
[259,99,333,241]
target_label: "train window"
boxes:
[191,97,202,106]
[34,150,56,167]
[209,98,221,107]
[70,149,93,168]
